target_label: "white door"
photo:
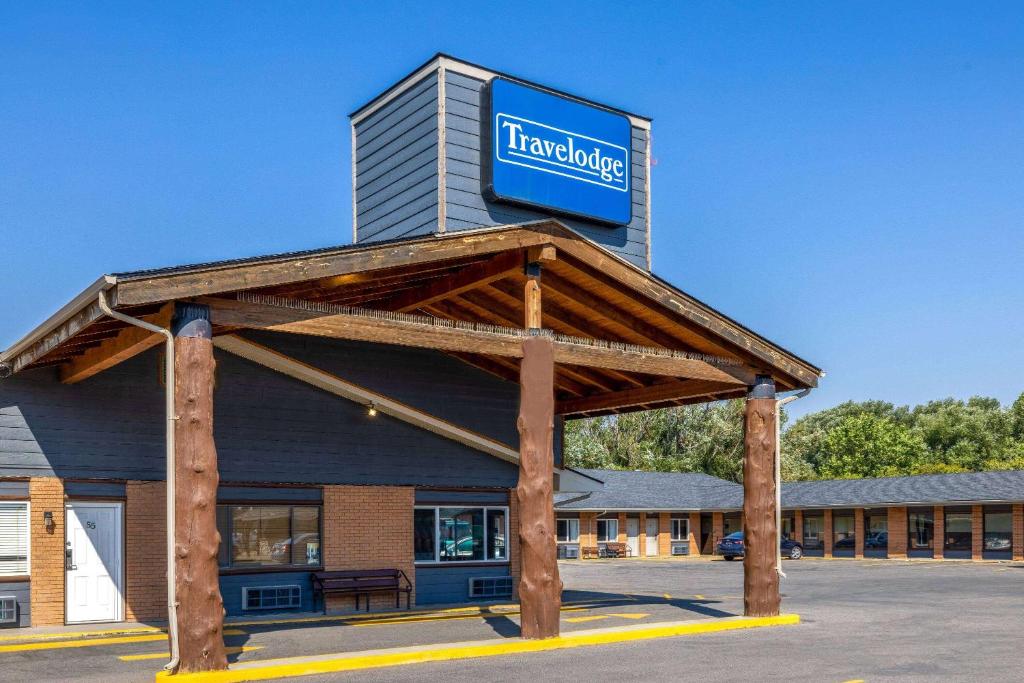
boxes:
[626,518,640,557]
[645,517,659,556]
[66,502,123,623]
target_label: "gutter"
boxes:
[0,275,117,365]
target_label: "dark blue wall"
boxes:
[0,582,30,627]
[0,331,538,488]
[219,572,315,616]
[415,565,510,605]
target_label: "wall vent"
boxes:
[670,543,689,556]
[562,546,580,559]
[468,576,514,599]
[242,585,301,611]
[0,597,16,624]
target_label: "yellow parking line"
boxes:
[608,613,649,620]
[693,594,705,599]
[120,646,263,662]
[565,614,602,626]
[662,593,672,600]
[353,606,586,627]
[0,629,246,654]
[157,615,801,682]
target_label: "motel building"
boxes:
[0,55,824,673]
[553,469,1024,561]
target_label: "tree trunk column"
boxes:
[516,334,561,639]
[173,304,227,673]
[743,375,780,618]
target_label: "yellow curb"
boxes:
[122,646,264,662]
[0,629,245,654]
[0,625,165,643]
[155,615,799,682]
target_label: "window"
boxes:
[984,507,1012,554]
[671,518,689,542]
[596,519,618,543]
[414,507,509,563]
[556,519,580,544]
[0,503,29,576]
[803,514,823,549]
[943,509,972,551]
[866,511,888,550]
[216,505,321,569]
[908,509,933,549]
[833,512,855,548]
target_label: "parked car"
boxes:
[984,536,1011,551]
[865,531,888,548]
[717,531,803,560]
[834,536,855,549]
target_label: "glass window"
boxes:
[597,519,618,543]
[216,505,321,569]
[866,511,888,550]
[943,510,972,551]
[833,513,855,548]
[414,507,508,563]
[803,514,823,549]
[671,518,688,541]
[984,509,1012,553]
[908,509,933,549]
[556,519,580,543]
[487,509,507,560]
[0,502,29,576]
[414,508,436,562]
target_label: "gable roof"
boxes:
[780,470,1024,508]
[554,468,744,511]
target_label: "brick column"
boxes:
[658,513,671,556]
[933,506,944,560]
[854,508,865,559]
[1013,504,1023,562]
[971,505,983,561]
[126,481,168,622]
[888,507,908,559]
[580,512,596,554]
[617,512,627,544]
[823,509,833,558]
[793,509,804,544]
[688,512,701,556]
[29,477,66,626]
[639,513,648,557]
[712,512,724,554]
[323,485,414,610]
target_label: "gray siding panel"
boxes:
[0,332,533,489]
[414,565,510,605]
[441,71,649,268]
[0,582,30,627]
[65,481,126,498]
[414,490,509,505]
[354,72,439,244]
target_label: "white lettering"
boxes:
[502,120,524,150]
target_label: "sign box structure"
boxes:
[349,54,652,269]
[483,78,632,225]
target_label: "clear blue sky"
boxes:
[2,2,1022,418]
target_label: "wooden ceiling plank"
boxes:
[375,249,524,313]
[58,303,175,384]
[556,379,731,415]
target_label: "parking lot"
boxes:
[2,558,1021,682]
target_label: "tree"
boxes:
[816,414,929,478]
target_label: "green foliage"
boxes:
[563,392,1024,482]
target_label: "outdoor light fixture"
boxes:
[43,511,54,531]
[367,403,377,417]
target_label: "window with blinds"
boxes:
[0,503,29,576]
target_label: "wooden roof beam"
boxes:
[58,303,174,384]
[556,379,734,416]
[374,249,524,313]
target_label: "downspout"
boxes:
[775,388,811,579]
[97,291,180,672]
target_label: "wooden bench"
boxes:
[601,542,632,558]
[581,546,601,559]
[311,569,412,613]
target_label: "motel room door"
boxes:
[65,502,124,623]
[645,517,659,556]
[626,518,640,557]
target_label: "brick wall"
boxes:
[125,481,168,621]
[1011,504,1024,562]
[932,506,944,560]
[688,512,701,556]
[971,505,983,561]
[29,477,65,626]
[854,508,865,559]
[617,512,627,544]
[323,485,414,611]
[580,512,597,552]
[793,510,803,544]
[823,509,833,558]
[638,513,648,557]
[888,507,908,558]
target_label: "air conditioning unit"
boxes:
[563,546,580,559]
[242,585,301,611]
[671,543,689,556]
[468,576,514,598]
[0,597,16,624]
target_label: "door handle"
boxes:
[65,543,76,571]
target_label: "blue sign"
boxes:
[483,78,632,226]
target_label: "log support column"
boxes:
[742,375,780,618]
[515,334,561,639]
[172,303,227,673]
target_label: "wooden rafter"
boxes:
[556,379,734,415]
[375,250,523,313]
[59,303,174,384]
